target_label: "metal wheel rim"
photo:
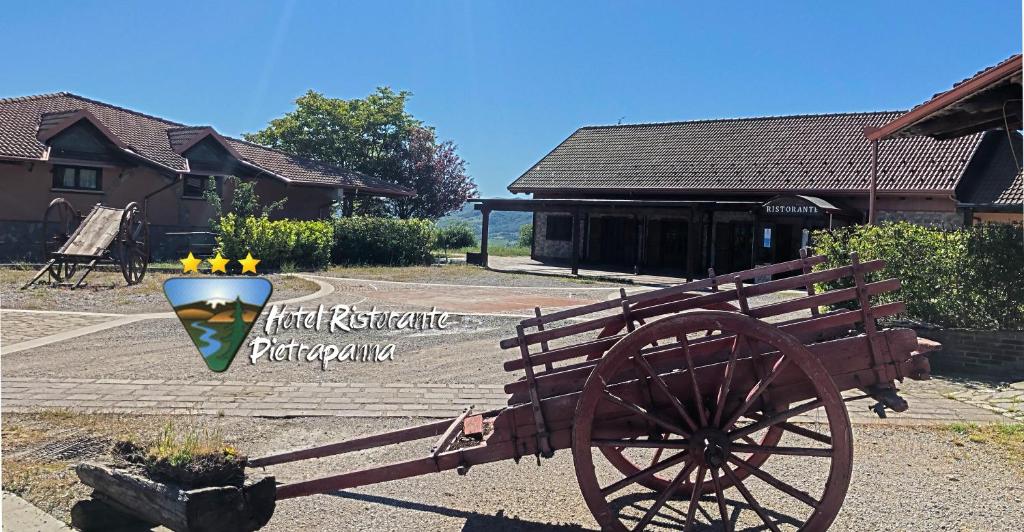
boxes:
[573,311,853,532]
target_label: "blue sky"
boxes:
[164,278,272,307]
[2,1,1020,197]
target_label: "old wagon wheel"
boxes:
[117,202,149,285]
[573,311,852,531]
[42,198,80,283]
[592,296,786,494]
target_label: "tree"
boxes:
[243,88,476,219]
[518,223,533,248]
[203,176,286,231]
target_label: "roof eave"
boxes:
[867,56,1023,141]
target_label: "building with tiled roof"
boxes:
[0,92,413,260]
[476,61,1021,279]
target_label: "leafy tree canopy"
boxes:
[244,88,477,219]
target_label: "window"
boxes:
[51,165,102,191]
[183,175,221,198]
[545,215,573,241]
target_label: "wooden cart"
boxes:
[249,251,937,530]
[22,198,149,289]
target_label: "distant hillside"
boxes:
[437,204,532,245]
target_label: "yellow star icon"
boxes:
[207,252,230,274]
[180,252,202,274]
[238,252,261,274]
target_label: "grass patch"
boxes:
[944,422,1024,470]
[443,244,532,257]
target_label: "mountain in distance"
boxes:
[172,298,262,323]
[437,203,532,245]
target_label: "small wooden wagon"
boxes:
[22,197,149,289]
[245,251,935,531]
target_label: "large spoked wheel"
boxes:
[117,202,149,285]
[592,297,786,494]
[42,198,80,283]
[573,311,853,531]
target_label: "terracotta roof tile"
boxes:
[0,92,411,196]
[509,112,985,195]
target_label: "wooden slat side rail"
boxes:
[499,258,885,351]
[504,301,906,398]
[501,277,900,373]
[514,255,827,328]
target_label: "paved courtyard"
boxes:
[1,272,1017,424]
[1,269,1021,531]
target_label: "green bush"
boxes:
[217,214,333,270]
[333,216,436,265]
[518,223,533,248]
[435,221,477,250]
[812,222,1023,330]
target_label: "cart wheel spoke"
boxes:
[729,398,825,441]
[730,444,832,457]
[632,462,688,532]
[727,454,820,508]
[601,451,689,496]
[679,335,709,426]
[682,464,707,531]
[649,447,663,467]
[601,390,689,437]
[776,421,833,445]
[709,467,733,532]
[712,334,746,427]
[631,352,697,434]
[721,355,791,431]
[721,464,781,532]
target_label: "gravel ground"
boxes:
[3,413,1021,531]
[0,270,319,313]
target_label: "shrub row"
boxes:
[217,214,437,269]
[217,214,333,270]
[812,222,1024,330]
[332,216,436,266]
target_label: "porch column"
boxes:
[571,207,581,276]
[686,207,699,281]
[480,208,491,268]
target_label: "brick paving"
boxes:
[1,311,121,345]
[0,377,510,418]
[0,375,1006,424]
[936,379,1024,422]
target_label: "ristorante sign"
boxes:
[759,196,822,217]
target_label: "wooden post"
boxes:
[480,208,490,268]
[868,139,878,225]
[570,208,581,276]
[685,208,699,281]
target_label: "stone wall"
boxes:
[914,326,1024,379]
[877,210,962,228]
[533,212,574,260]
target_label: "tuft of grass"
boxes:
[143,421,236,467]
[944,422,1024,469]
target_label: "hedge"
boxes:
[217,214,333,270]
[332,216,436,265]
[812,222,1024,330]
